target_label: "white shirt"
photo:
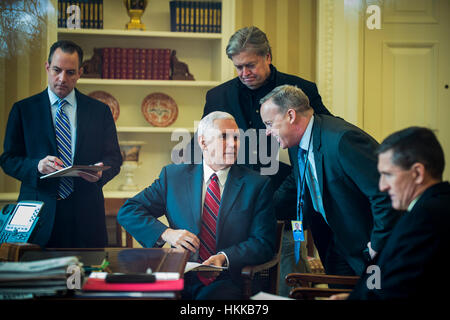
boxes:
[48,88,77,162]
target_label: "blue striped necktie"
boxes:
[55,99,73,199]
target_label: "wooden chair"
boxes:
[286,273,360,300]
[241,221,285,299]
[104,198,133,248]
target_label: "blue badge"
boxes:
[291,220,305,242]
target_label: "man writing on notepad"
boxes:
[118,111,276,300]
[0,40,122,248]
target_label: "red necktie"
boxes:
[198,173,220,285]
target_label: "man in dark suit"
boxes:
[331,127,450,300]
[118,111,276,300]
[260,85,399,277]
[202,26,330,178]
[0,40,122,248]
[198,25,331,296]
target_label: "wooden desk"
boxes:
[20,248,189,299]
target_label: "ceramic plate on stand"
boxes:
[88,90,120,122]
[141,92,178,127]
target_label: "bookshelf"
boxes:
[50,0,235,192]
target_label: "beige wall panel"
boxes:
[235,0,317,81]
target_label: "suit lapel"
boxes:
[312,115,324,196]
[186,164,204,232]
[40,89,58,154]
[216,165,244,242]
[74,89,92,162]
[227,81,248,130]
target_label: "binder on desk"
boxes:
[83,278,184,292]
[81,272,184,298]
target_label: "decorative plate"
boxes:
[88,90,120,122]
[141,92,178,127]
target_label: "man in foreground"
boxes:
[331,127,450,300]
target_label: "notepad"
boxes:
[184,262,227,273]
[40,165,111,179]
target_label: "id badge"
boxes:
[291,220,305,242]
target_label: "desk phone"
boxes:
[0,201,43,243]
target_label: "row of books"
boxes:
[170,1,222,33]
[58,0,103,29]
[101,48,172,80]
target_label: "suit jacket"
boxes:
[275,114,399,274]
[349,182,450,300]
[117,163,277,282]
[0,88,122,247]
[203,65,330,132]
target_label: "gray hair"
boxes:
[226,26,272,59]
[260,85,311,114]
[197,111,236,137]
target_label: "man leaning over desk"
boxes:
[117,111,277,300]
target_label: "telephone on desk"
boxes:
[0,201,43,244]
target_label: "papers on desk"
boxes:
[184,262,227,273]
[39,165,111,179]
[251,291,294,300]
[0,256,81,300]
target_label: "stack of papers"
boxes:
[0,256,80,300]
[184,262,227,273]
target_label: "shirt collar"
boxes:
[299,115,315,151]
[407,193,423,212]
[48,87,76,107]
[203,161,231,187]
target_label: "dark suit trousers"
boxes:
[182,272,243,300]
[46,194,82,248]
[308,206,356,288]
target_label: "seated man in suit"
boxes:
[330,127,450,300]
[117,111,277,300]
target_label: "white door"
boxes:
[363,0,450,179]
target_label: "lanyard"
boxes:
[296,129,313,222]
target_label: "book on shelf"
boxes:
[100,47,172,80]
[57,0,103,29]
[169,1,222,33]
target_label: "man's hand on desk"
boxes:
[161,228,200,253]
[77,162,103,182]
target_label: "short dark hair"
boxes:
[48,40,83,67]
[377,127,445,180]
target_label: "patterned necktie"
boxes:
[298,148,307,186]
[55,99,73,199]
[198,173,220,285]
